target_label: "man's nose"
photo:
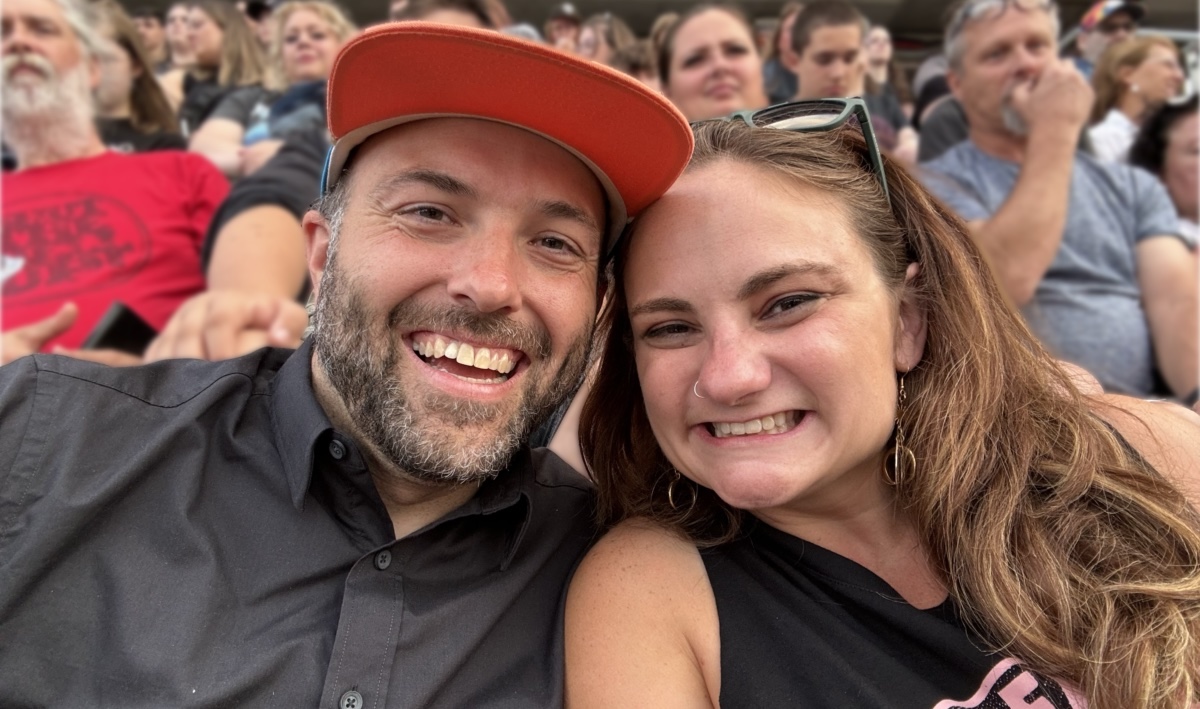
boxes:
[1011,46,1041,78]
[446,235,523,316]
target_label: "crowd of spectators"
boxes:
[2,0,1197,403]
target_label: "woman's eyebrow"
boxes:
[737,262,841,301]
[630,297,694,317]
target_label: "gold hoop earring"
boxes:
[666,470,698,514]
[883,373,916,487]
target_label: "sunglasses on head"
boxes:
[694,97,891,206]
[946,0,1056,46]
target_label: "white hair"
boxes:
[45,0,106,61]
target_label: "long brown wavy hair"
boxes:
[96,0,180,134]
[580,120,1200,708]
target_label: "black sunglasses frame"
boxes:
[695,97,890,205]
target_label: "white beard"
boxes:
[2,53,98,163]
[1001,102,1029,137]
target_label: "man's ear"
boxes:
[303,209,331,299]
[895,262,928,372]
[946,66,963,102]
[87,54,102,91]
[782,49,800,74]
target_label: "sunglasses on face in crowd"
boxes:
[945,0,1056,46]
[696,97,891,206]
[1097,17,1136,34]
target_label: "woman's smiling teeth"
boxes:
[708,411,801,438]
[411,334,519,383]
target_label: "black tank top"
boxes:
[701,520,1084,708]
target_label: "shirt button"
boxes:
[374,550,392,570]
[329,439,346,460]
[339,690,363,709]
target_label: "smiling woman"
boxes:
[565,115,1200,708]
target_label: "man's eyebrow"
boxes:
[369,169,478,201]
[629,297,694,317]
[737,262,842,301]
[537,199,601,235]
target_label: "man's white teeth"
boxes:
[413,336,516,374]
[712,411,798,438]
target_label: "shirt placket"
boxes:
[320,543,406,709]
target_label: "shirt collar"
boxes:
[270,338,334,510]
[403,447,534,570]
[270,338,535,566]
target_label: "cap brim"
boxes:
[324,22,693,253]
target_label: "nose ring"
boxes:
[693,381,706,399]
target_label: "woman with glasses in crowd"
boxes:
[93,1,186,154]
[565,100,1200,708]
[656,3,768,121]
[188,0,355,178]
[1089,35,1186,163]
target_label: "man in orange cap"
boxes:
[0,21,692,708]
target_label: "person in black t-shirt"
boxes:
[93,1,185,153]
[567,104,1200,708]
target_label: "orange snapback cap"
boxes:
[322,22,694,253]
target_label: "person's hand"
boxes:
[1009,59,1093,137]
[1,303,78,365]
[144,291,308,363]
[238,139,284,177]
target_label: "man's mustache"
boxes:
[3,52,55,80]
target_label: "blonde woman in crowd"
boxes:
[566,103,1200,708]
[1089,35,1185,162]
[657,3,768,121]
[188,0,356,177]
[177,0,267,134]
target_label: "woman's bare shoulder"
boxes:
[1092,394,1200,508]
[566,519,720,708]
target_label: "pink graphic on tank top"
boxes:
[932,658,1087,709]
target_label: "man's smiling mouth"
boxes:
[410,332,522,384]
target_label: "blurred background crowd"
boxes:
[2,0,1198,403]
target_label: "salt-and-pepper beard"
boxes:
[311,243,594,486]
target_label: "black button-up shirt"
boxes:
[0,341,596,707]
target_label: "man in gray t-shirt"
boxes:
[921,0,1197,398]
